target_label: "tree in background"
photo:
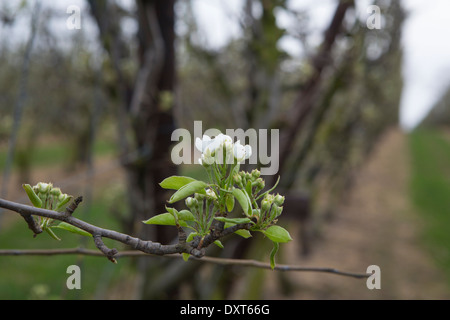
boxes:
[0,0,405,299]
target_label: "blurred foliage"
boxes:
[177,0,405,216]
[0,5,117,169]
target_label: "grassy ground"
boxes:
[409,128,450,282]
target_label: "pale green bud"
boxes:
[50,187,62,197]
[274,194,285,206]
[251,169,261,179]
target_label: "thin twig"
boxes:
[0,197,369,279]
[0,248,369,279]
[0,198,244,261]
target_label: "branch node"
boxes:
[65,196,83,216]
[93,234,118,263]
[20,213,42,236]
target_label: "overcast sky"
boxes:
[191,0,450,131]
[3,0,450,131]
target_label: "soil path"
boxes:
[267,128,450,299]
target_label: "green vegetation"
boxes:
[0,138,117,171]
[409,128,450,281]
[0,184,131,299]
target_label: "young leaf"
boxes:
[214,217,252,224]
[142,213,186,227]
[226,193,235,212]
[270,241,280,270]
[160,176,198,190]
[168,181,208,203]
[55,222,92,237]
[22,184,43,208]
[232,188,250,215]
[213,240,224,249]
[45,227,61,241]
[182,252,190,262]
[235,229,252,238]
[178,210,196,221]
[55,195,73,211]
[182,232,199,262]
[245,179,253,197]
[262,225,292,243]
[224,222,252,238]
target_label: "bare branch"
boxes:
[0,198,248,261]
[19,212,42,236]
[0,248,369,279]
[0,197,369,279]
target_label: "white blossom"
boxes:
[234,140,252,163]
[196,134,252,165]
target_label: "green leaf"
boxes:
[226,193,235,212]
[165,207,195,222]
[178,210,196,221]
[55,222,92,237]
[235,229,252,238]
[232,188,250,215]
[215,217,252,224]
[45,227,61,241]
[182,253,190,262]
[224,222,252,238]
[22,184,43,208]
[262,225,292,243]
[213,240,224,249]
[246,179,253,197]
[55,195,73,211]
[270,241,279,270]
[168,181,208,204]
[160,176,198,190]
[182,232,199,262]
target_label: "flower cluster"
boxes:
[195,134,252,165]
[23,182,72,211]
[22,182,74,241]
[145,131,291,268]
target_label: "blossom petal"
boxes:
[244,145,252,160]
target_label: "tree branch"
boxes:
[0,198,249,261]
[0,197,369,279]
[0,248,369,279]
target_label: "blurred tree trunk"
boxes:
[88,0,177,298]
[88,0,176,241]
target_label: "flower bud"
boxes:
[255,178,265,191]
[206,188,217,199]
[261,199,271,212]
[251,169,261,179]
[194,193,205,201]
[37,182,52,194]
[185,197,195,208]
[269,204,283,220]
[274,194,285,206]
[50,187,62,197]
